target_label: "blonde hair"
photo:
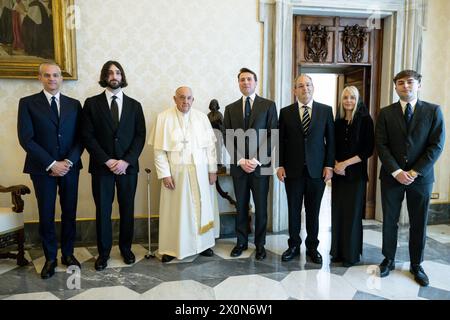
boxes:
[339,86,359,121]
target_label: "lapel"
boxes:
[291,102,305,135]
[408,100,423,134]
[394,102,407,136]
[35,91,58,126]
[309,101,321,134]
[97,91,115,132]
[232,98,245,129]
[117,94,132,132]
[248,95,260,129]
[59,94,70,126]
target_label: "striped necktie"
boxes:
[302,105,310,135]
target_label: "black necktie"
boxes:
[244,96,251,130]
[302,105,310,135]
[405,103,413,128]
[111,95,119,129]
[50,96,59,121]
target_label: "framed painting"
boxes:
[0,0,77,79]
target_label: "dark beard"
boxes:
[107,80,122,90]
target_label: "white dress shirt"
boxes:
[43,90,61,116]
[391,99,418,178]
[298,100,313,121]
[105,89,124,120]
[43,90,73,171]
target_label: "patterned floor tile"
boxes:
[427,225,450,244]
[214,274,289,300]
[4,291,60,300]
[281,270,356,300]
[141,280,215,300]
[69,285,140,300]
[0,251,32,275]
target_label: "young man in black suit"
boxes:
[82,61,146,271]
[224,68,278,260]
[18,62,83,279]
[277,74,335,264]
[375,70,445,286]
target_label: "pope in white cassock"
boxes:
[149,87,220,263]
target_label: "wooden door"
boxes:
[294,15,383,219]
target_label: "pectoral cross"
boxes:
[180,138,189,160]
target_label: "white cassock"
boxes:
[149,107,220,259]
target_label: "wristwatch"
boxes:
[410,170,418,178]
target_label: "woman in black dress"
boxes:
[330,86,374,267]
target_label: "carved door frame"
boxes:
[259,0,426,231]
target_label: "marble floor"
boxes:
[1,221,450,301]
[1,188,450,301]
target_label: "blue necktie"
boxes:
[50,96,59,121]
[405,103,413,128]
[244,97,251,130]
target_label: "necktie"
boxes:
[302,105,310,135]
[111,95,119,129]
[244,96,251,130]
[405,103,413,128]
[50,96,59,121]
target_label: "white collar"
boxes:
[43,90,60,101]
[105,89,123,100]
[399,99,417,109]
[243,93,256,102]
[298,100,313,109]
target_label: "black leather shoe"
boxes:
[230,244,248,257]
[281,246,300,262]
[199,248,214,257]
[95,256,109,271]
[255,246,266,260]
[161,254,175,263]
[378,258,395,277]
[306,249,323,264]
[121,251,136,265]
[61,255,81,268]
[41,260,57,279]
[410,264,429,287]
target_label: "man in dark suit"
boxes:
[82,61,146,271]
[375,70,445,286]
[277,75,335,263]
[224,68,278,260]
[17,62,83,279]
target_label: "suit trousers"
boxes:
[91,174,137,258]
[232,173,270,247]
[31,170,79,260]
[381,180,432,264]
[285,166,325,250]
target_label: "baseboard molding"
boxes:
[24,214,238,246]
[428,203,450,225]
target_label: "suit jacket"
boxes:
[279,101,335,179]
[223,95,278,178]
[375,100,445,185]
[81,92,146,175]
[334,105,374,181]
[17,91,83,175]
